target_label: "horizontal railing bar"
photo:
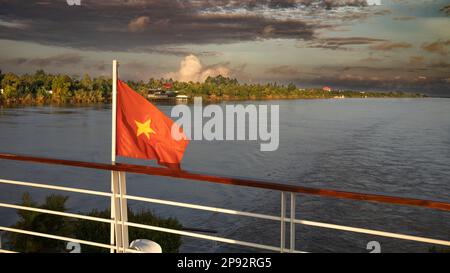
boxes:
[0,249,18,253]
[0,226,114,250]
[0,203,113,224]
[124,194,450,247]
[0,153,449,212]
[125,221,306,253]
[296,220,450,247]
[0,178,112,197]
[125,194,280,221]
[2,194,448,248]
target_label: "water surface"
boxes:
[0,98,449,252]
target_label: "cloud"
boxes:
[265,65,300,75]
[441,4,450,15]
[297,67,449,94]
[5,53,84,67]
[428,61,450,69]
[0,0,384,51]
[392,16,416,21]
[409,56,424,65]
[0,18,29,29]
[145,47,222,57]
[421,40,450,56]
[359,56,381,63]
[300,36,387,50]
[370,41,413,51]
[166,55,231,82]
[128,16,150,33]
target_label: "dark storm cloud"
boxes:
[187,0,369,9]
[0,0,374,52]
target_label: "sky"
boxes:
[0,0,449,95]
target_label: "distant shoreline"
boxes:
[0,72,426,106]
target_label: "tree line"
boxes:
[0,69,423,105]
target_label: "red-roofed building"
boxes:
[323,86,332,92]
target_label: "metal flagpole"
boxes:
[110,60,122,253]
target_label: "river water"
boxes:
[0,98,449,253]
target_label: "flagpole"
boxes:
[110,60,129,253]
[110,60,121,252]
[112,60,117,163]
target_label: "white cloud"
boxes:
[166,55,231,82]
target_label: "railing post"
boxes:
[280,192,286,253]
[290,193,296,253]
[119,171,129,250]
[111,171,123,253]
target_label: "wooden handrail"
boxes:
[0,152,449,212]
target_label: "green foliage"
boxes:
[6,193,182,253]
[51,75,73,103]
[0,70,424,105]
[1,73,21,101]
[80,73,93,91]
[8,193,70,252]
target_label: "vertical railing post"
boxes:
[119,171,129,250]
[111,171,123,253]
[280,192,286,253]
[290,193,296,253]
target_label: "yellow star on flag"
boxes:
[135,119,156,140]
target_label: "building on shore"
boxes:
[323,86,332,92]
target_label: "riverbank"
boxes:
[0,71,425,106]
[0,96,426,107]
[0,90,426,107]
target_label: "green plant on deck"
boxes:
[7,193,70,252]
[6,193,182,253]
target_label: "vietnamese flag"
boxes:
[116,80,189,169]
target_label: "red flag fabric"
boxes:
[116,80,189,169]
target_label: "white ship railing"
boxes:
[0,153,449,253]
